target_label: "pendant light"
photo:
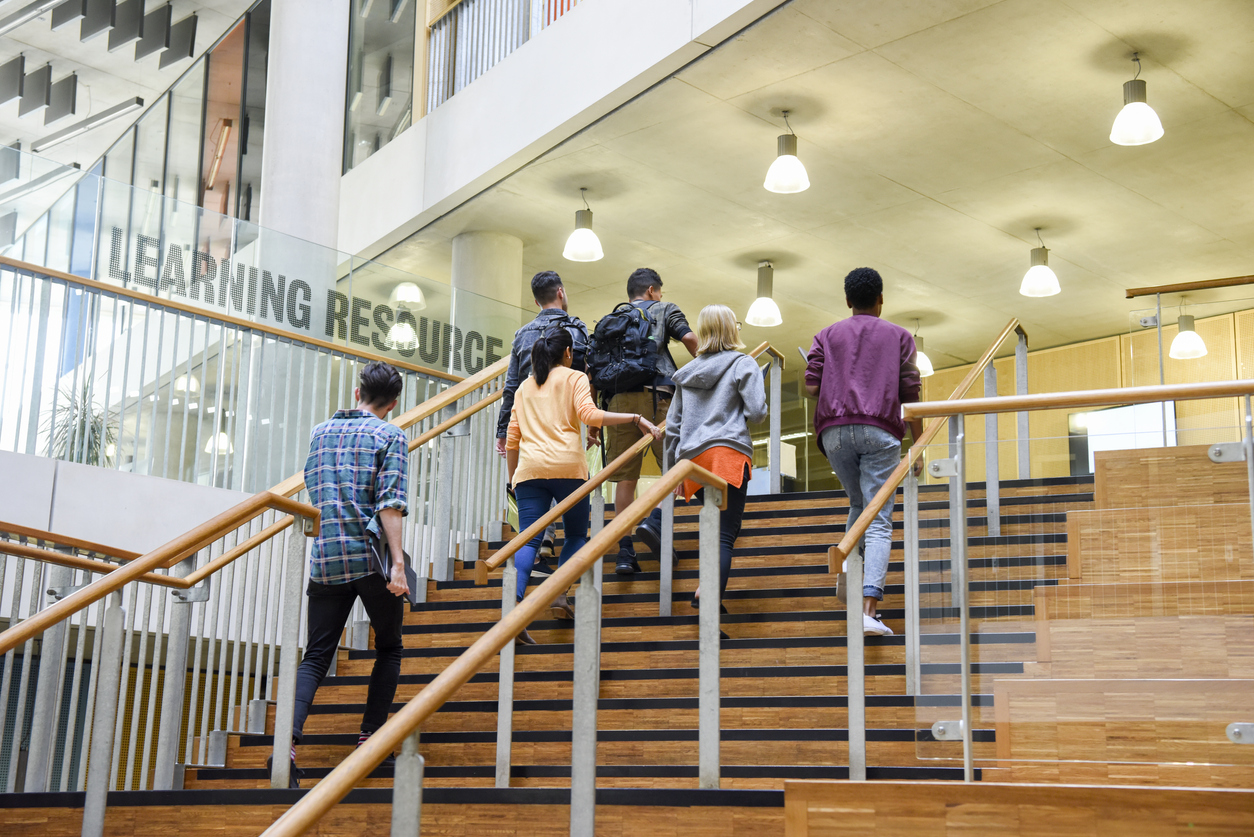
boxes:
[1020,228,1061,297]
[203,428,233,455]
[562,187,603,262]
[1169,298,1207,359]
[386,281,425,349]
[1110,53,1164,146]
[913,319,935,378]
[763,111,810,194]
[745,260,783,327]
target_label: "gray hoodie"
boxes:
[664,350,768,465]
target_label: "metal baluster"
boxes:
[59,571,93,790]
[123,583,155,789]
[391,730,424,837]
[698,486,722,789]
[570,490,604,835]
[984,365,1000,537]
[904,471,921,697]
[23,564,73,791]
[185,544,216,765]
[495,557,517,788]
[154,555,197,789]
[947,419,960,609]
[954,414,973,782]
[109,579,140,790]
[76,575,109,790]
[431,403,457,581]
[1244,396,1254,557]
[81,594,126,837]
[846,543,866,782]
[659,449,674,617]
[1016,331,1030,478]
[271,518,310,789]
[160,314,183,479]
[769,356,782,494]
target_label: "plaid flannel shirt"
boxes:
[303,409,409,584]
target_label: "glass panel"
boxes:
[202,21,245,220]
[344,0,416,172]
[237,0,271,224]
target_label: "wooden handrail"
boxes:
[0,539,185,588]
[0,255,465,383]
[0,521,140,563]
[750,341,787,366]
[259,460,726,837]
[1126,274,1254,299]
[409,387,504,452]
[0,492,317,656]
[831,319,1021,567]
[477,428,660,580]
[903,378,1254,420]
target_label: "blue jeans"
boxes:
[821,424,901,600]
[515,478,590,601]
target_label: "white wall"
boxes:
[338,0,787,260]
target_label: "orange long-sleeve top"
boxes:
[506,365,607,484]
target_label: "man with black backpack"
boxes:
[588,267,699,575]
[496,270,591,578]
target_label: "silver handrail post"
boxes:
[271,518,311,789]
[495,556,517,788]
[659,450,674,617]
[569,494,604,836]
[23,564,73,792]
[1015,330,1030,479]
[154,555,197,790]
[1243,396,1254,545]
[947,419,960,609]
[904,470,920,696]
[954,414,974,782]
[984,365,1000,537]
[846,542,865,781]
[769,356,782,494]
[431,404,458,582]
[697,486,721,789]
[82,593,125,837]
[391,730,424,837]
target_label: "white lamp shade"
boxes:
[1169,316,1207,359]
[204,431,233,455]
[916,349,935,378]
[563,227,603,261]
[764,154,810,194]
[745,296,782,327]
[1110,101,1164,146]
[1020,264,1060,297]
[174,374,200,393]
[389,282,426,310]
[388,320,418,350]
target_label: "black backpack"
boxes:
[588,302,661,395]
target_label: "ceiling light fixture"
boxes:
[174,373,200,393]
[745,260,782,327]
[913,319,935,378]
[1110,52,1164,146]
[1020,228,1061,297]
[0,161,80,204]
[763,110,809,194]
[32,96,144,152]
[389,281,426,311]
[203,429,233,455]
[562,187,603,262]
[387,320,418,351]
[1169,298,1207,360]
[205,118,233,191]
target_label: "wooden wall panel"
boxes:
[784,780,1254,836]
[1090,445,1249,509]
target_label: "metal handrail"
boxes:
[830,318,1022,566]
[259,459,728,837]
[903,378,1254,419]
[478,341,784,580]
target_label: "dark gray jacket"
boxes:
[496,308,590,439]
[664,350,768,465]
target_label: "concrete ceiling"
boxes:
[0,0,256,169]
[381,0,1254,372]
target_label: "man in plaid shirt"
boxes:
[280,361,410,787]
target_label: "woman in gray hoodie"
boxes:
[664,304,768,630]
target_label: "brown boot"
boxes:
[550,593,575,621]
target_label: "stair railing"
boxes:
[0,352,509,835]
[260,458,729,837]
[900,378,1254,782]
[824,318,1022,782]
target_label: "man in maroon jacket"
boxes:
[805,267,924,636]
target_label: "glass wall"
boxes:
[344,0,417,172]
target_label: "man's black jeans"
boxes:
[291,573,405,742]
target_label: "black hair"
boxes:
[530,327,573,386]
[844,267,883,310]
[627,267,662,300]
[359,361,403,408]
[531,270,563,305]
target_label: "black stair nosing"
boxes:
[305,693,930,716]
[921,578,1059,593]
[361,630,1034,660]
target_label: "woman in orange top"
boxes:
[507,327,661,636]
[664,305,768,634]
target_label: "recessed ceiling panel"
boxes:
[159,13,198,69]
[45,73,78,124]
[17,63,51,116]
[135,4,172,61]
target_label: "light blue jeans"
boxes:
[821,424,901,600]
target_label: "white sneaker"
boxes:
[863,614,893,636]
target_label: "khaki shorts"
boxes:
[604,391,670,482]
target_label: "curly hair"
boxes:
[844,267,883,310]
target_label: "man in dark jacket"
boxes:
[805,267,923,637]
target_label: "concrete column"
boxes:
[451,231,524,307]
[259,0,349,248]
